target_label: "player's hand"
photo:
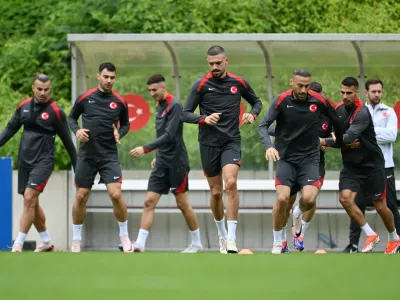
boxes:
[331,132,336,142]
[265,147,280,161]
[129,146,145,158]
[241,113,255,124]
[204,113,221,126]
[347,139,361,149]
[320,145,326,152]
[76,129,89,142]
[112,124,121,144]
[319,138,326,146]
[151,158,156,169]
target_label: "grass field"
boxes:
[0,252,398,300]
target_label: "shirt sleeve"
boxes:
[326,107,369,146]
[258,96,280,149]
[182,79,207,124]
[374,108,398,144]
[67,98,84,135]
[241,79,263,118]
[143,103,182,153]
[117,99,130,139]
[0,108,23,147]
[322,99,344,147]
[56,108,77,170]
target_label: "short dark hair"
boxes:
[309,82,323,93]
[34,73,50,83]
[292,69,311,78]
[341,77,359,88]
[207,45,225,56]
[99,62,116,73]
[147,74,165,85]
[365,78,383,90]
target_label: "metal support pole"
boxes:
[163,42,181,101]
[351,41,366,100]
[257,41,274,179]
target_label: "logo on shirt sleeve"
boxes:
[110,102,117,110]
[41,112,49,120]
[309,104,317,113]
[322,122,328,131]
[230,86,238,94]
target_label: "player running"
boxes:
[182,45,263,253]
[128,74,203,253]
[68,62,134,253]
[258,70,344,254]
[0,73,77,252]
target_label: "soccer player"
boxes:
[258,70,344,254]
[68,62,133,253]
[128,74,203,253]
[0,73,77,252]
[267,82,342,252]
[182,45,263,254]
[320,77,400,254]
[341,78,400,253]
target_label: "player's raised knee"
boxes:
[23,191,38,208]
[276,192,290,206]
[339,194,352,208]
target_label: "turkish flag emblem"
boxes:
[322,122,328,131]
[124,94,150,132]
[41,112,49,120]
[309,104,317,113]
[231,86,238,94]
[110,102,117,110]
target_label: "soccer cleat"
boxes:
[11,243,23,252]
[219,238,228,254]
[181,244,203,253]
[227,238,238,254]
[342,244,359,253]
[272,244,282,254]
[71,240,81,253]
[384,237,400,255]
[118,241,144,252]
[34,241,55,252]
[293,236,305,252]
[291,210,302,237]
[120,235,134,253]
[281,241,290,253]
[361,234,380,253]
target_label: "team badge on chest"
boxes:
[230,86,238,94]
[110,102,117,110]
[41,112,49,120]
[309,104,317,113]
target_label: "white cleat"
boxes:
[34,241,55,252]
[291,210,302,237]
[272,244,282,254]
[70,240,81,253]
[132,241,145,253]
[181,244,203,253]
[227,238,238,254]
[120,235,134,253]
[11,243,23,253]
[219,238,228,254]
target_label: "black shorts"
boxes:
[290,162,325,196]
[275,155,321,191]
[74,156,122,189]
[339,167,386,202]
[200,141,241,177]
[147,165,189,195]
[18,166,53,195]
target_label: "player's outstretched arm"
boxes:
[241,79,263,120]
[258,97,279,150]
[142,103,182,153]
[117,99,130,140]
[374,108,398,144]
[182,79,207,124]
[56,108,77,170]
[0,108,23,147]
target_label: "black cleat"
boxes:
[342,244,359,253]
